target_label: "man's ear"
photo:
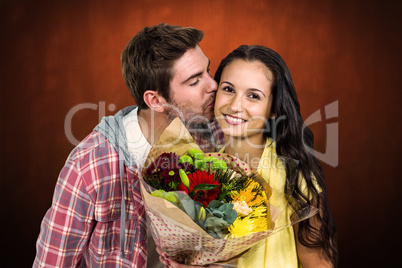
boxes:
[143,90,167,113]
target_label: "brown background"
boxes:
[1,0,401,267]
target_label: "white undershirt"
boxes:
[123,108,163,267]
[122,107,151,166]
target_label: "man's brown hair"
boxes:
[121,23,204,109]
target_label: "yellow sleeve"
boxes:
[298,173,322,200]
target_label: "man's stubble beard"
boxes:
[164,98,215,141]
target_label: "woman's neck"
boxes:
[224,135,266,170]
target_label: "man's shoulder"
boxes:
[68,130,117,163]
[65,131,124,192]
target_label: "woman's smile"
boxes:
[223,114,247,125]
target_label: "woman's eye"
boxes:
[249,93,261,100]
[222,86,234,93]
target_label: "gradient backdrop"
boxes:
[1,0,401,267]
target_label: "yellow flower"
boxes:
[250,206,267,217]
[230,179,266,207]
[227,178,272,238]
[228,213,268,238]
[228,217,252,237]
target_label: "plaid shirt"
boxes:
[189,119,224,153]
[34,114,223,267]
[34,131,147,267]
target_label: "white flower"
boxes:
[232,200,252,216]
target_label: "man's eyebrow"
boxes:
[181,59,211,85]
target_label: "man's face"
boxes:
[165,46,217,126]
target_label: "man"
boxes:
[34,23,220,268]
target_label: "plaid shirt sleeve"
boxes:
[34,149,96,267]
[34,131,147,267]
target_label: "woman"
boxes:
[159,45,338,267]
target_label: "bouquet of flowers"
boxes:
[144,148,274,240]
[139,118,315,265]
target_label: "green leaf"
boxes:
[180,196,201,220]
[206,201,237,224]
[192,183,219,192]
[219,203,237,224]
[211,210,224,218]
[208,200,224,209]
[206,217,230,231]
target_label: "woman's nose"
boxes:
[228,96,243,113]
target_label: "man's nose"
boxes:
[206,75,218,93]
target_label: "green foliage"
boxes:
[192,183,220,192]
[194,159,206,170]
[202,200,238,238]
[151,190,179,204]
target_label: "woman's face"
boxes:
[214,59,273,142]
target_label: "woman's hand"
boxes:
[156,247,224,268]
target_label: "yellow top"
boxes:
[234,138,320,268]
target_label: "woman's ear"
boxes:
[269,113,276,119]
[143,90,167,113]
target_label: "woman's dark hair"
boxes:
[214,45,338,266]
[121,23,203,110]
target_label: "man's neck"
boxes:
[137,108,172,146]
